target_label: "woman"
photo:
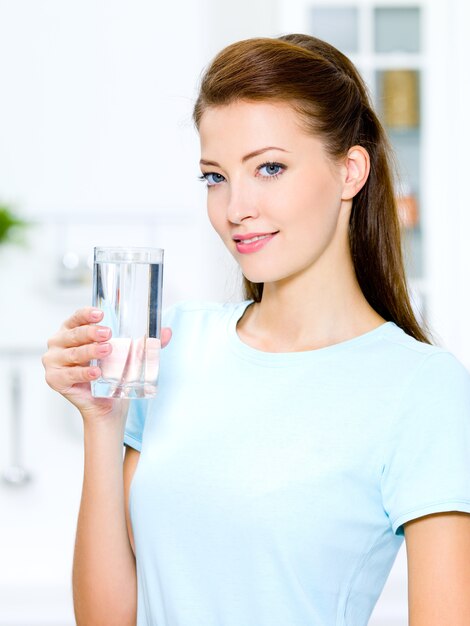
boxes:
[43,35,470,625]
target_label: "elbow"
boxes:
[75,608,136,626]
[74,591,137,626]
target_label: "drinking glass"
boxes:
[91,246,164,399]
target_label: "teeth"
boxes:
[241,234,270,244]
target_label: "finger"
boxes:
[61,341,112,366]
[48,324,111,350]
[45,363,101,391]
[161,327,172,349]
[61,307,104,331]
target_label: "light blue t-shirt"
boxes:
[124,300,470,626]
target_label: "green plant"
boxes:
[0,205,29,246]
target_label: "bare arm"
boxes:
[43,307,138,624]
[405,511,470,625]
[43,308,171,625]
[73,414,137,626]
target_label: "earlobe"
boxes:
[342,146,370,200]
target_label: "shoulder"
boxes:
[404,349,470,417]
[162,299,251,328]
[381,321,448,359]
[379,322,470,388]
[378,327,470,445]
[370,324,470,432]
[160,300,253,349]
[164,300,238,316]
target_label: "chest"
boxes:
[135,362,390,544]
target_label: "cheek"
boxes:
[284,180,343,249]
[207,197,225,237]
[291,180,339,224]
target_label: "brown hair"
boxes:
[193,34,432,344]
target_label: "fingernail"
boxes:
[89,367,100,377]
[96,328,110,337]
[91,310,102,320]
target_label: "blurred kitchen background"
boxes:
[0,1,469,624]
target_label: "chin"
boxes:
[234,245,308,284]
[240,256,314,286]
[241,267,289,285]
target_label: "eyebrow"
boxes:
[199,146,290,167]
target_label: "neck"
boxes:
[239,240,385,353]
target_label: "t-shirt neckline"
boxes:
[227,299,397,365]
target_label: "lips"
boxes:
[232,231,279,254]
[232,231,279,243]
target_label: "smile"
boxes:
[239,234,271,244]
[233,232,279,254]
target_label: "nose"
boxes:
[225,183,260,225]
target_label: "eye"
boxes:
[257,162,286,178]
[198,172,226,187]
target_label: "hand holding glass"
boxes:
[91,247,164,399]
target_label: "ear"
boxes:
[341,145,370,200]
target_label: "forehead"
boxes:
[198,100,312,151]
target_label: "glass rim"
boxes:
[94,246,164,263]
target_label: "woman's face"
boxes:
[198,100,351,286]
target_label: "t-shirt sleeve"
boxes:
[123,303,179,451]
[381,351,470,536]
[123,399,148,451]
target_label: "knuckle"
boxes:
[70,326,81,346]
[44,370,56,389]
[68,346,79,365]
[47,333,58,349]
[65,367,77,385]
[42,347,58,370]
[80,307,93,323]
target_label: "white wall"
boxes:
[421,0,470,366]
[0,2,275,623]
[0,0,203,213]
[0,2,226,624]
